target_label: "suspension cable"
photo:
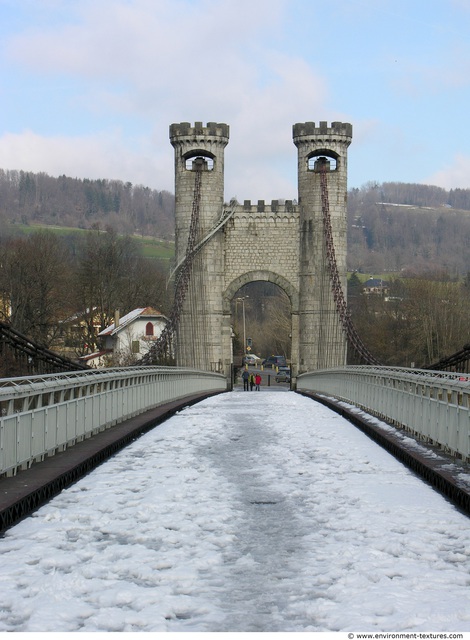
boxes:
[320,165,381,365]
[139,168,203,365]
[0,320,88,374]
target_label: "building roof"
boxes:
[98,307,168,337]
[60,307,98,324]
[363,278,389,288]
[79,349,112,362]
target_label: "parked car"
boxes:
[262,355,287,369]
[275,369,291,383]
[242,354,261,366]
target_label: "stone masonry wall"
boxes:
[223,201,300,302]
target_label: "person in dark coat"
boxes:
[242,369,249,391]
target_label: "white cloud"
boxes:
[391,51,470,98]
[5,0,285,86]
[425,153,470,190]
[451,0,470,10]
[5,1,469,200]
[1,0,332,200]
[0,129,173,190]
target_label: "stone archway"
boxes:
[223,270,299,314]
[223,270,300,377]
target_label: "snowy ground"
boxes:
[0,387,469,633]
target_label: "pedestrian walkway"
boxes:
[0,390,469,633]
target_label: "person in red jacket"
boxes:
[255,373,261,391]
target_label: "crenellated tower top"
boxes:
[170,121,230,145]
[169,121,229,177]
[292,121,352,143]
[293,120,352,177]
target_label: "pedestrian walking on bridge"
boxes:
[242,369,249,391]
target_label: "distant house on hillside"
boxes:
[363,278,389,296]
[81,307,168,367]
[58,307,101,356]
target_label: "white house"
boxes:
[362,278,389,296]
[82,307,169,367]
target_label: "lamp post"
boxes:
[236,296,248,353]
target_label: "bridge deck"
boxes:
[0,388,469,632]
[2,385,468,535]
[300,391,470,515]
[0,390,223,533]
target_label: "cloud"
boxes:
[2,0,333,200]
[0,129,173,190]
[391,51,470,98]
[12,1,470,200]
[425,154,470,190]
[5,0,285,87]
[451,0,470,10]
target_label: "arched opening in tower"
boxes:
[307,152,338,172]
[230,281,292,369]
[184,151,215,171]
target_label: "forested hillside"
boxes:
[347,182,470,275]
[1,170,469,368]
[0,169,175,239]
[1,169,469,275]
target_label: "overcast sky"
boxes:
[1,0,470,202]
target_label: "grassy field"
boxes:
[136,238,174,260]
[348,271,398,282]
[12,223,175,261]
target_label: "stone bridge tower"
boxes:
[293,121,353,371]
[170,120,352,380]
[170,122,230,373]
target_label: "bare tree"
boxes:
[348,273,470,367]
[73,229,172,352]
[0,232,72,346]
[402,277,470,365]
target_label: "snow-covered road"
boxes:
[0,388,469,633]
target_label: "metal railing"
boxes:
[297,366,470,461]
[0,366,226,476]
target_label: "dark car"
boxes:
[275,369,291,383]
[262,355,287,369]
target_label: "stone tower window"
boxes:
[184,153,214,171]
[308,153,338,172]
[145,322,154,336]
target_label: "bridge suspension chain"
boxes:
[320,166,381,365]
[0,320,88,375]
[425,342,470,373]
[167,197,238,286]
[139,168,203,365]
